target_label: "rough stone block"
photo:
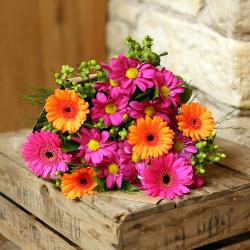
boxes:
[136,9,250,108]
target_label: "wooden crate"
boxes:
[0,129,249,250]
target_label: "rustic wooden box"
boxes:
[0,130,250,250]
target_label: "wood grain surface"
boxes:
[0,0,107,132]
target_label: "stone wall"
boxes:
[107,0,250,146]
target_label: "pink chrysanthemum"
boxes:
[99,154,123,189]
[128,99,170,122]
[141,153,193,199]
[102,54,156,94]
[94,79,130,96]
[118,140,146,185]
[73,128,117,165]
[91,91,128,126]
[172,133,197,159]
[155,68,184,107]
[22,130,71,179]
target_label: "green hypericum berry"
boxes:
[90,60,97,66]
[55,179,61,187]
[123,114,129,122]
[119,128,128,140]
[110,128,116,136]
[221,153,226,158]
[214,157,220,162]
[67,135,72,140]
[201,141,207,147]
[199,168,206,174]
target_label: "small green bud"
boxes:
[67,135,72,140]
[97,71,104,78]
[221,153,226,158]
[213,144,219,150]
[119,129,128,140]
[55,179,61,187]
[90,60,97,66]
[201,141,207,147]
[110,128,116,136]
[199,168,206,174]
[191,159,196,165]
[123,114,129,122]
[214,157,220,162]
[95,64,101,70]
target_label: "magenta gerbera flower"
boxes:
[141,153,193,199]
[73,127,117,165]
[118,140,146,185]
[102,54,156,94]
[155,68,184,107]
[22,130,71,179]
[128,99,170,122]
[172,133,197,159]
[91,91,128,126]
[99,154,123,189]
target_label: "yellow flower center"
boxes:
[126,68,138,79]
[173,141,184,152]
[108,163,119,175]
[131,152,141,163]
[110,79,119,87]
[160,86,170,97]
[88,139,100,151]
[144,106,156,116]
[105,103,117,114]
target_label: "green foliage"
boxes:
[192,132,226,174]
[61,140,79,152]
[122,181,138,192]
[24,88,53,106]
[180,84,193,104]
[126,35,168,66]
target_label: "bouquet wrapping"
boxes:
[22,36,225,200]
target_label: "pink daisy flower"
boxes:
[155,68,184,107]
[73,127,117,165]
[99,154,123,189]
[128,99,170,122]
[172,133,197,159]
[102,54,156,94]
[141,153,193,199]
[91,91,128,126]
[118,140,146,185]
[94,79,130,96]
[22,130,71,179]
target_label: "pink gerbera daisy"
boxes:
[172,133,197,159]
[91,91,128,126]
[73,127,117,165]
[22,130,71,179]
[155,68,184,107]
[118,140,146,185]
[102,54,156,94]
[99,154,123,189]
[141,153,193,199]
[128,99,170,122]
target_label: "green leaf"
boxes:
[180,87,192,103]
[62,140,79,152]
[152,87,159,99]
[122,181,138,192]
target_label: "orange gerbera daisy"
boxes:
[45,89,89,134]
[176,102,215,141]
[128,116,174,160]
[61,167,97,199]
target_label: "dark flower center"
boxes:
[191,118,201,129]
[147,134,154,141]
[163,175,170,184]
[65,107,71,112]
[80,178,87,185]
[45,151,54,158]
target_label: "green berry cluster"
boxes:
[126,35,168,66]
[191,131,226,174]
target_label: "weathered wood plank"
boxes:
[216,137,250,177]
[0,240,20,250]
[121,188,250,250]
[0,194,77,250]
[0,154,121,250]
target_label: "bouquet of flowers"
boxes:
[22,36,225,200]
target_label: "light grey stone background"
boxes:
[107,0,250,146]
